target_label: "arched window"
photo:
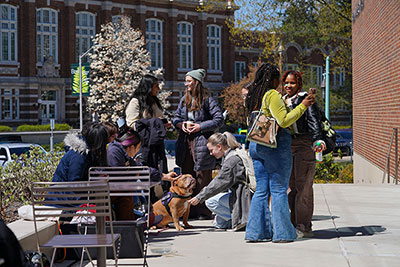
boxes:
[36,8,58,63]
[76,12,95,62]
[207,25,221,71]
[0,4,17,62]
[146,19,163,68]
[177,22,193,70]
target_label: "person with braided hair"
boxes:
[244,63,315,243]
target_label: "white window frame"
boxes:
[76,12,96,62]
[0,4,18,63]
[146,18,163,69]
[36,8,58,64]
[177,22,193,71]
[207,25,221,72]
[234,61,246,82]
[333,67,345,87]
[285,63,299,71]
[3,97,12,120]
[310,65,323,86]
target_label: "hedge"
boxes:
[16,123,71,132]
[0,125,12,132]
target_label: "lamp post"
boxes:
[324,56,330,120]
[278,43,285,75]
[78,45,98,132]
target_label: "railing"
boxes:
[382,128,399,184]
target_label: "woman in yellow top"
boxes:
[244,63,315,243]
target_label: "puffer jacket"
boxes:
[173,96,224,171]
[52,133,90,182]
[195,148,252,228]
[290,92,324,142]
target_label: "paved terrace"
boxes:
[66,184,400,266]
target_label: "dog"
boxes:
[152,174,196,231]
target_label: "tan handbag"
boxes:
[247,110,279,148]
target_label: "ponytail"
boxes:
[208,132,241,150]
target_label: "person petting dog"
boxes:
[188,132,252,231]
[106,126,177,222]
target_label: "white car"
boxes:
[0,143,47,167]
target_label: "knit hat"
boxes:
[186,69,206,84]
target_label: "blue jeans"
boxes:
[245,129,297,242]
[205,192,232,229]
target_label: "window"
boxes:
[177,22,193,70]
[1,89,19,120]
[37,8,58,63]
[285,63,299,71]
[310,65,323,85]
[146,19,163,68]
[0,4,17,62]
[333,67,345,87]
[234,61,246,82]
[76,12,95,62]
[207,25,221,71]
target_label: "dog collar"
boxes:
[161,192,192,217]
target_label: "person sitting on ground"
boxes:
[106,126,178,221]
[188,132,252,231]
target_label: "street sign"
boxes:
[50,119,55,130]
[71,63,90,96]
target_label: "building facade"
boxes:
[352,0,400,183]
[0,0,234,128]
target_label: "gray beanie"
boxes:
[186,68,206,84]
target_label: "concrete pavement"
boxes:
[78,184,400,267]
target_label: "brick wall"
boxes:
[352,0,400,180]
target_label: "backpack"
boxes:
[225,148,256,193]
[318,108,336,155]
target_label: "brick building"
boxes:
[0,0,235,128]
[0,0,349,128]
[352,0,400,183]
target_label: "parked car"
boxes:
[0,143,46,167]
[334,129,353,156]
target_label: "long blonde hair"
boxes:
[207,132,241,149]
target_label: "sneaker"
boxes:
[136,213,163,227]
[228,222,247,232]
[302,230,314,238]
[296,228,304,239]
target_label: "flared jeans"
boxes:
[245,129,297,242]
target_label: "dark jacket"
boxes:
[173,96,224,171]
[135,117,167,173]
[107,140,162,182]
[52,133,91,182]
[195,148,252,228]
[290,92,324,143]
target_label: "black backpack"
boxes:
[318,108,336,155]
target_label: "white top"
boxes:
[125,98,163,128]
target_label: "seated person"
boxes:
[106,126,177,221]
[188,132,252,231]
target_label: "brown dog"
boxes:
[152,174,196,231]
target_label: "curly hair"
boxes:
[281,70,303,92]
[245,63,280,117]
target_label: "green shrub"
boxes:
[0,125,12,132]
[314,153,353,183]
[0,146,64,221]
[41,142,65,152]
[16,123,71,132]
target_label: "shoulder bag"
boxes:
[247,97,279,149]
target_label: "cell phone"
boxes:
[161,118,168,124]
[309,88,317,95]
[173,167,181,176]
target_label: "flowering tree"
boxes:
[87,16,171,122]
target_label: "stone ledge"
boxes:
[8,219,57,254]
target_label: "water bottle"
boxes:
[315,141,323,163]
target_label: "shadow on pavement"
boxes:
[312,215,340,221]
[313,225,386,239]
